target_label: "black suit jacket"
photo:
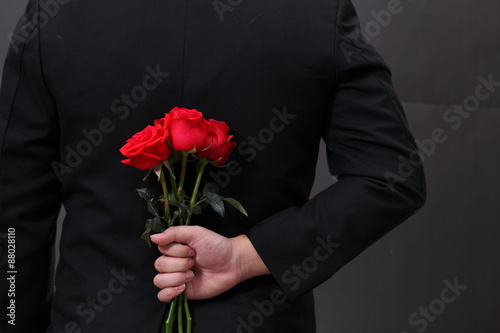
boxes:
[0,0,425,332]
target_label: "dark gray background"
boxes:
[1,1,499,332]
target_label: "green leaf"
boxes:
[191,205,202,215]
[140,232,152,247]
[178,202,190,216]
[203,183,219,200]
[207,195,225,217]
[168,192,178,206]
[151,216,166,233]
[146,201,159,217]
[171,210,180,225]
[141,220,153,247]
[136,188,160,216]
[222,198,248,217]
[136,188,154,200]
[202,183,225,216]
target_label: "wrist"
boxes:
[231,234,270,282]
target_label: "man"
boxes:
[0,0,425,332]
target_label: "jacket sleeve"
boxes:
[0,1,61,331]
[245,0,426,300]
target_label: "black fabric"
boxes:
[0,0,425,332]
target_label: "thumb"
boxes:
[150,225,200,246]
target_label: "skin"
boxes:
[151,226,271,302]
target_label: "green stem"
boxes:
[166,159,183,224]
[183,291,192,333]
[177,292,184,333]
[177,151,189,194]
[165,297,177,333]
[185,158,209,226]
[195,198,206,207]
[159,165,171,221]
[167,160,178,193]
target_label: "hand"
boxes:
[150,226,270,302]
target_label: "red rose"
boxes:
[119,123,172,170]
[165,107,212,152]
[153,112,171,128]
[198,119,237,166]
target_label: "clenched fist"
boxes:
[150,226,270,302]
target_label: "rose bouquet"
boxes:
[119,107,247,333]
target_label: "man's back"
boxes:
[0,0,425,331]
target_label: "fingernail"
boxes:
[188,249,196,257]
[175,283,186,291]
[186,271,194,279]
[188,259,195,267]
